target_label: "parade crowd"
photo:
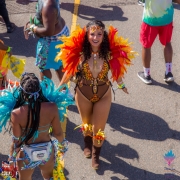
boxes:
[0,0,180,179]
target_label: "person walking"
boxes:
[0,0,15,33]
[56,20,136,169]
[137,0,180,84]
[24,0,69,82]
[0,72,74,179]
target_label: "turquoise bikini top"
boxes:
[13,123,51,142]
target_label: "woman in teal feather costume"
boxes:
[0,72,74,180]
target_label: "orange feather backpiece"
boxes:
[108,26,137,81]
[0,40,6,64]
[55,25,86,80]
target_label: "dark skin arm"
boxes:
[0,41,12,56]
[0,41,8,51]
[51,104,64,143]
[9,111,22,162]
[24,0,58,39]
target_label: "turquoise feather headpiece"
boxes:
[0,77,74,132]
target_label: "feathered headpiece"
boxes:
[0,77,74,132]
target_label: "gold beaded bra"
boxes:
[76,60,110,103]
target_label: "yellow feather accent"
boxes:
[1,54,25,79]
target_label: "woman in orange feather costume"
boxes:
[56,20,137,169]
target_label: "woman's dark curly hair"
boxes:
[13,73,49,146]
[82,20,110,62]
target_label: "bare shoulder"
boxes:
[41,102,57,110]
[11,106,27,123]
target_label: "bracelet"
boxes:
[117,83,125,89]
[8,155,16,162]
[6,46,11,53]
[33,26,37,33]
[30,24,35,32]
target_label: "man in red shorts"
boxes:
[137,0,180,84]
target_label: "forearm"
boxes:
[116,77,123,85]
[0,42,8,51]
[116,77,128,93]
[59,71,72,87]
[53,131,64,143]
[34,26,55,37]
[9,140,20,162]
[9,142,14,156]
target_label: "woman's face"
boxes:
[88,25,104,48]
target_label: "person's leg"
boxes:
[40,69,52,80]
[39,149,55,180]
[159,23,174,82]
[0,0,14,33]
[55,66,64,82]
[16,150,35,180]
[164,42,173,64]
[17,161,34,180]
[142,47,151,68]
[75,88,93,157]
[163,42,174,82]
[138,22,157,84]
[91,88,111,169]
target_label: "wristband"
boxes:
[117,83,125,89]
[6,46,11,53]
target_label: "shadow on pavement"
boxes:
[108,103,180,141]
[68,103,180,142]
[16,0,37,5]
[152,79,180,93]
[66,107,180,180]
[0,25,37,58]
[173,3,180,10]
[97,147,180,180]
[61,3,128,22]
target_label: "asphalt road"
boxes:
[0,0,180,179]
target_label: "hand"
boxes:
[24,22,31,40]
[122,87,129,94]
[8,51,12,57]
[7,48,12,57]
